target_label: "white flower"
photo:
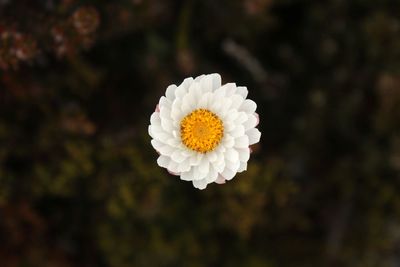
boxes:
[149,73,261,189]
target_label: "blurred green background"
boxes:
[1,0,400,266]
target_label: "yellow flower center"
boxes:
[180,109,224,153]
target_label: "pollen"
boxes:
[180,109,224,153]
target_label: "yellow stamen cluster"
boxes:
[180,109,224,153]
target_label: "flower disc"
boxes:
[180,109,224,153]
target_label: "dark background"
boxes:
[1,0,400,266]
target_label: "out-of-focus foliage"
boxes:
[1,0,400,266]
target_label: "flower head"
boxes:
[149,74,261,189]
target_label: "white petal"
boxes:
[160,106,172,121]
[198,73,222,93]
[198,156,210,173]
[149,122,166,134]
[158,144,175,156]
[225,148,239,162]
[234,112,248,124]
[161,118,174,132]
[247,128,261,145]
[182,149,195,157]
[235,135,249,148]
[206,166,218,183]
[222,135,235,148]
[167,170,180,176]
[213,86,226,99]
[209,98,222,114]
[175,77,193,98]
[238,148,250,162]
[194,74,205,82]
[190,153,203,166]
[212,157,225,173]
[215,175,226,184]
[180,77,194,87]
[196,92,212,109]
[177,159,191,172]
[171,150,187,163]
[254,113,259,127]
[171,107,184,123]
[206,151,218,162]
[224,122,236,132]
[171,100,183,121]
[150,129,171,143]
[236,86,248,98]
[181,169,194,181]
[166,137,181,148]
[151,139,164,151]
[157,155,170,168]
[193,178,208,190]
[220,83,237,97]
[221,167,236,181]
[193,166,207,180]
[240,99,257,113]
[181,98,194,115]
[150,112,161,126]
[224,110,239,123]
[199,74,214,93]
[226,159,240,172]
[229,94,244,109]
[148,125,155,139]
[159,96,172,109]
[225,83,237,96]
[192,82,203,101]
[238,162,247,172]
[229,125,245,138]
[165,84,177,101]
[167,160,180,173]
[211,73,222,91]
[175,86,187,99]
[243,114,257,130]
[215,144,226,154]
[218,98,232,117]
[183,86,197,110]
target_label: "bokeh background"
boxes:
[1,0,400,266]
